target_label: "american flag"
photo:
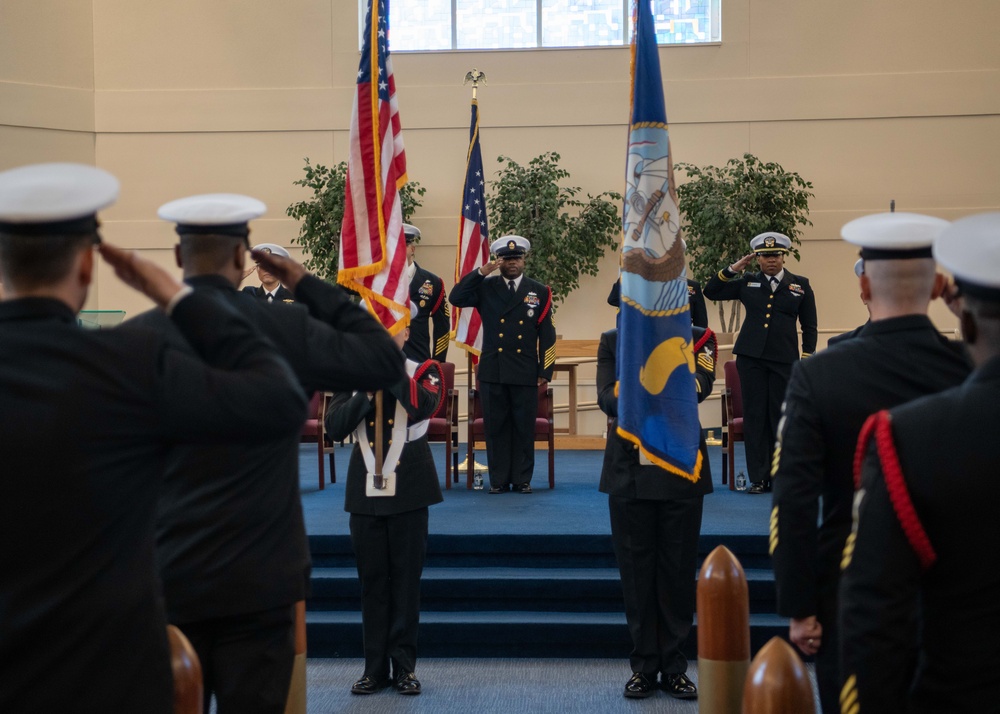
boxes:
[451,98,490,357]
[338,0,409,333]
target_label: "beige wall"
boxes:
[2,0,998,343]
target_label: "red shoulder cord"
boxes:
[536,286,552,325]
[430,278,446,314]
[855,411,937,571]
[693,327,718,363]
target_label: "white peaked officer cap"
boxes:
[158,194,266,238]
[854,259,864,278]
[402,224,421,243]
[750,232,791,255]
[0,163,119,235]
[251,243,289,258]
[933,213,1000,302]
[491,235,530,258]
[841,212,948,260]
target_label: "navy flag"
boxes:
[616,0,701,481]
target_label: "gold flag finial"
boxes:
[464,68,487,99]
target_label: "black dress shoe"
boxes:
[661,672,697,699]
[623,672,655,699]
[394,672,421,695]
[488,486,504,494]
[351,675,388,695]
[746,482,770,495]
[517,483,532,494]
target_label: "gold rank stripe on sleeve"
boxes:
[697,354,714,372]
[770,442,782,478]
[840,675,860,714]
[544,345,556,369]
[443,302,450,317]
[840,530,856,571]
[435,334,449,353]
[768,505,779,555]
[717,269,733,282]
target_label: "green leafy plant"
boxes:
[676,153,814,331]
[488,152,622,305]
[286,158,426,284]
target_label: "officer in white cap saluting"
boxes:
[449,234,556,494]
[704,231,818,494]
[129,193,405,714]
[241,242,296,303]
[770,211,972,714]
[0,165,307,714]
[840,212,1000,714]
[402,223,450,363]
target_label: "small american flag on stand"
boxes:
[451,98,490,357]
[338,0,409,333]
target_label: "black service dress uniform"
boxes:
[687,278,708,328]
[326,360,444,685]
[597,326,716,680]
[242,283,296,302]
[840,355,1000,714]
[704,267,817,487]
[404,263,450,363]
[770,315,971,713]
[449,269,557,489]
[128,274,404,714]
[0,293,306,714]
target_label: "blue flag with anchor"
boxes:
[616,0,701,481]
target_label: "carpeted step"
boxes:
[305,610,788,659]
[308,566,777,613]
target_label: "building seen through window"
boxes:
[362,0,721,51]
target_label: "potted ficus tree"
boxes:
[676,153,814,336]
[286,158,426,284]
[488,151,622,306]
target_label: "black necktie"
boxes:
[267,292,274,302]
[508,280,516,297]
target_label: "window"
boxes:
[375,0,721,51]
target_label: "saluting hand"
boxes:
[98,243,185,309]
[730,253,756,273]
[480,258,501,276]
[252,248,308,292]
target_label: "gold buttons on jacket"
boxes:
[500,318,505,324]
[499,348,503,352]
[767,303,772,308]
[517,335,522,340]
[766,313,771,318]
[764,323,769,328]
[517,349,522,353]
[388,419,393,425]
[499,333,504,338]
[519,320,524,325]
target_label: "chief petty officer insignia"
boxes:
[507,239,517,252]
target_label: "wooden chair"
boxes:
[426,361,460,489]
[721,360,744,491]
[167,625,203,714]
[467,381,555,489]
[301,392,336,489]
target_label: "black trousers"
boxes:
[349,508,429,682]
[480,381,537,488]
[177,604,296,714]
[608,494,704,676]
[736,355,793,484]
[815,583,840,714]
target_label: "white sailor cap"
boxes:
[841,212,947,260]
[251,243,289,259]
[0,163,119,236]
[854,259,864,278]
[933,213,1000,302]
[158,193,266,238]
[403,224,421,244]
[491,235,530,258]
[750,232,791,255]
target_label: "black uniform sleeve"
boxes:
[387,361,444,422]
[156,291,307,441]
[839,441,922,714]
[596,331,618,419]
[431,277,451,362]
[689,281,709,329]
[770,361,825,618]
[325,391,374,442]
[798,277,818,356]
[448,268,484,308]
[703,266,744,301]
[537,287,557,382]
[291,274,405,392]
[692,327,716,403]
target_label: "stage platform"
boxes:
[298,442,782,659]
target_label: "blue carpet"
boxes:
[299,443,765,540]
